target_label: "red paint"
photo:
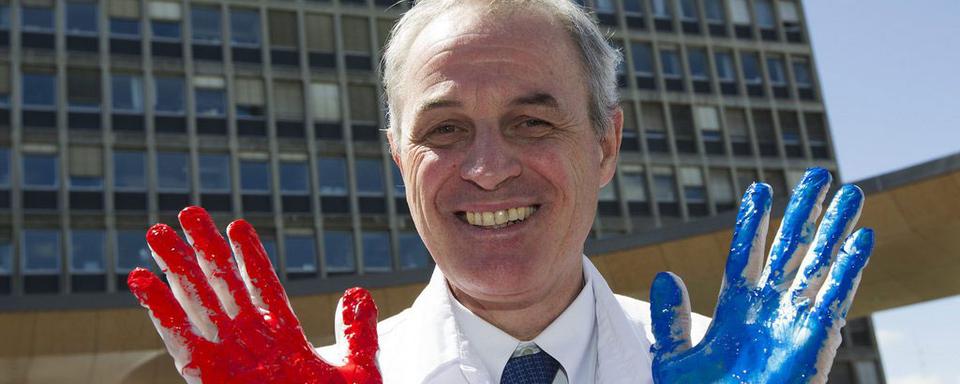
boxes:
[129,206,383,384]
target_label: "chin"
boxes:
[444,248,556,300]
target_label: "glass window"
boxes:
[652,0,671,18]
[348,84,378,122]
[116,229,151,272]
[680,167,706,202]
[0,149,10,187]
[679,0,698,20]
[398,232,429,270]
[355,159,384,196]
[235,78,265,117]
[754,0,775,28]
[653,167,677,203]
[199,154,230,192]
[740,52,762,84]
[0,4,9,30]
[0,63,9,106]
[68,69,101,109]
[191,6,221,43]
[151,20,181,39]
[341,16,371,53]
[0,240,11,275]
[112,74,143,112]
[362,231,391,272]
[273,81,304,120]
[318,157,348,196]
[391,163,404,196]
[687,48,709,79]
[230,9,260,46]
[631,42,654,75]
[324,231,354,273]
[280,161,309,194]
[284,234,317,273]
[310,83,341,122]
[195,88,226,116]
[623,0,643,13]
[767,57,786,85]
[22,6,54,31]
[22,230,60,273]
[71,230,106,273]
[793,58,812,87]
[704,0,725,23]
[714,52,735,81]
[709,169,736,204]
[154,76,185,113]
[305,13,335,52]
[268,10,297,48]
[729,0,751,24]
[660,49,682,78]
[595,0,615,13]
[114,151,146,190]
[22,72,56,107]
[67,2,98,34]
[110,18,141,37]
[157,152,189,191]
[261,238,279,269]
[240,160,270,193]
[22,154,59,188]
[621,166,647,202]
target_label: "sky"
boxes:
[803,1,960,383]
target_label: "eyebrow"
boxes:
[414,91,561,115]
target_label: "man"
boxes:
[129,0,874,383]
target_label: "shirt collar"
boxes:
[448,261,597,383]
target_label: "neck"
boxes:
[448,261,585,341]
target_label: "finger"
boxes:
[147,223,229,341]
[128,268,205,370]
[227,219,302,328]
[339,287,380,365]
[720,182,772,293]
[788,185,864,308]
[759,168,832,293]
[179,206,256,318]
[649,272,692,361]
[813,228,874,323]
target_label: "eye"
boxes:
[417,123,468,147]
[521,119,550,128]
[514,118,554,137]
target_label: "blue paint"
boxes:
[650,169,876,384]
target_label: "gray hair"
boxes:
[380,0,623,147]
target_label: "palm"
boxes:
[650,168,874,384]
[128,207,381,384]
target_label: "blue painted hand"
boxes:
[650,168,875,384]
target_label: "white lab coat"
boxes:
[318,256,710,383]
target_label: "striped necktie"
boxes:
[500,345,562,384]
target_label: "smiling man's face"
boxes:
[391,6,622,307]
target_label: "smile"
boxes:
[459,206,539,229]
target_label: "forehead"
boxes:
[399,7,587,111]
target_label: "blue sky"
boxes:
[804,1,960,383]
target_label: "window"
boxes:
[621,165,648,202]
[110,18,141,37]
[678,0,698,20]
[0,63,9,106]
[631,42,654,75]
[623,0,643,13]
[767,56,787,85]
[273,81,304,120]
[284,234,317,274]
[740,52,762,84]
[714,52,735,81]
[659,48,682,78]
[22,229,60,273]
[390,163,404,196]
[0,149,9,187]
[68,69,101,109]
[71,230,106,273]
[22,71,56,107]
[0,239,11,277]
[687,48,709,80]
[116,229,151,272]
[230,9,260,46]
[0,4,9,30]
[729,0,750,24]
[324,231,354,273]
[704,0,725,23]
[652,167,677,203]
[305,13,335,52]
[753,0,775,28]
[109,0,141,37]
[595,0,615,13]
[779,0,802,37]
[22,6,54,31]
[67,2,98,34]
[641,103,667,151]
[680,167,706,202]
[149,1,182,40]
[261,237,279,269]
[725,107,751,154]
[318,157,348,196]
[695,106,721,148]
[23,154,59,188]
[114,151,146,190]
[342,16,371,54]
[362,231,391,272]
[652,0,671,18]
[310,83,341,122]
[398,232,429,270]
[235,78,265,117]
[194,76,226,116]
[620,102,639,150]
[268,10,297,48]
[68,147,102,188]
[280,161,309,194]
[110,74,143,112]
[355,159,384,196]
[792,57,812,87]
[154,76,185,113]
[349,84,379,122]
[199,154,230,192]
[191,6,221,43]
[709,168,736,205]
[240,160,271,193]
[157,152,189,191]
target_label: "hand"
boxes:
[649,168,875,383]
[127,206,382,384]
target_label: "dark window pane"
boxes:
[195,88,226,116]
[318,157,348,196]
[741,52,762,84]
[22,73,56,107]
[199,154,230,192]
[114,151,146,190]
[280,161,309,194]
[116,229,151,272]
[0,242,11,276]
[0,149,10,186]
[110,18,140,37]
[631,43,654,75]
[660,49,682,77]
[155,77,185,113]
[324,231,354,273]
[157,152,189,191]
[71,230,105,272]
[66,2,98,34]
[715,52,735,81]
[112,75,144,112]
[704,0,724,22]
[398,232,429,269]
[688,48,709,79]
[355,159,384,196]
[22,7,54,31]
[240,160,270,193]
[191,6,221,43]
[23,154,58,188]
[362,231,390,272]
[151,20,181,39]
[23,229,60,272]
[284,234,317,274]
[230,9,260,45]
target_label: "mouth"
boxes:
[456,205,540,230]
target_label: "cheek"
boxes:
[404,148,458,216]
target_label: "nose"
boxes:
[459,125,522,190]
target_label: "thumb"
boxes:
[338,287,380,365]
[650,272,693,362]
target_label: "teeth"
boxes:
[464,206,537,228]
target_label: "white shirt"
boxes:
[449,266,598,383]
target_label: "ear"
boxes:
[599,107,623,188]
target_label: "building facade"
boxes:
[0,0,883,382]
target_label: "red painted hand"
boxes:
[127,206,382,384]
